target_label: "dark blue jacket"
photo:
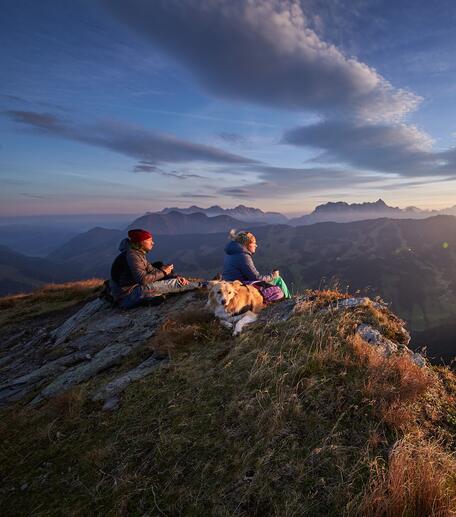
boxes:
[222,240,266,282]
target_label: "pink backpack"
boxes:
[250,281,284,304]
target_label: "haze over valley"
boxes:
[1,201,455,363]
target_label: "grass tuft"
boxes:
[361,438,456,516]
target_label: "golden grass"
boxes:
[148,301,223,357]
[0,288,454,515]
[350,334,433,432]
[361,438,456,516]
[0,279,103,328]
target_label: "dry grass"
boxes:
[0,279,103,328]
[0,288,454,516]
[150,303,223,357]
[351,334,433,431]
[361,438,456,516]
[305,287,350,309]
[45,387,87,420]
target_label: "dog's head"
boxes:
[208,280,242,307]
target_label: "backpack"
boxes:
[99,279,115,305]
[111,252,128,283]
[251,281,284,304]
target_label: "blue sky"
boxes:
[1,0,456,216]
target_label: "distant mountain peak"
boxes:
[155,205,288,224]
[314,199,396,214]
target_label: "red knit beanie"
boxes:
[128,228,153,243]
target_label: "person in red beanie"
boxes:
[110,228,201,308]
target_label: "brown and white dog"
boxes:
[207,280,264,335]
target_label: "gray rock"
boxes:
[29,339,150,406]
[411,352,426,368]
[331,297,386,311]
[102,396,120,412]
[356,324,399,356]
[51,298,108,346]
[0,352,91,405]
[91,355,166,403]
[356,324,425,367]
[256,295,313,324]
[88,314,132,333]
[25,291,199,406]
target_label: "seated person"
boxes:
[110,228,201,309]
[222,229,290,298]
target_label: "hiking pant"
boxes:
[119,278,200,309]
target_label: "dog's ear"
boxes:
[232,280,243,287]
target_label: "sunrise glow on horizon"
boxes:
[2,1,456,217]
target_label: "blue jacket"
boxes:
[222,240,267,282]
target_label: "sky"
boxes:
[1,0,456,216]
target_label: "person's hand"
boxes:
[162,264,174,275]
[177,276,189,285]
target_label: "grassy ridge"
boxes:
[0,279,103,328]
[0,285,455,515]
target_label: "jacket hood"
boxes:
[224,240,249,256]
[118,238,131,252]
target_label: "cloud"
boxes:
[20,192,52,200]
[133,162,161,173]
[133,161,206,180]
[283,120,456,177]
[218,132,249,145]
[5,110,66,131]
[179,192,217,198]
[4,110,255,166]
[102,0,420,122]
[219,165,381,198]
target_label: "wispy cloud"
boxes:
[179,192,217,198]
[219,165,381,199]
[282,120,456,177]
[20,192,52,200]
[4,110,256,167]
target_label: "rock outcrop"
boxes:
[0,292,198,407]
[0,290,425,409]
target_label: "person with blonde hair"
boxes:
[222,229,290,298]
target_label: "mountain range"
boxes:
[1,203,456,361]
[0,245,78,296]
[289,198,440,225]
[157,204,288,224]
[2,214,455,361]
[3,200,456,258]
[128,210,265,234]
[156,199,456,226]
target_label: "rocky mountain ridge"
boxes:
[0,288,424,409]
[127,210,266,235]
[0,281,455,515]
[157,204,289,224]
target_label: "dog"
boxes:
[207,280,264,335]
